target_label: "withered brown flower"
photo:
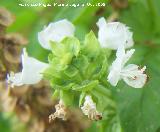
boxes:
[0,7,15,27]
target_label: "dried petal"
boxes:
[49,100,67,122]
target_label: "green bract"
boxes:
[43,31,121,131]
[43,31,109,90]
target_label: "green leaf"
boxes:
[119,0,160,42]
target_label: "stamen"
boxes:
[133,76,137,80]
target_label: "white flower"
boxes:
[7,48,48,87]
[38,19,75,50]
[49,100,67,122]
[107,45,147,88]
[81,95,102,120]
[96,17,134,49]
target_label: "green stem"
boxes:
[99,78,109,88]
[147,0,157,29]
[99,122,104,132]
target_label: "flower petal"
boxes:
[121,64,147,88]
[38,19,75,50]
[107,45,124,86]
[107,61,121,86]
[116,45,135,66]
[122,49,135,66]
[7,48,48,87]
[97,17,134,49]
[108,46,136,86]
[116,44,125,58]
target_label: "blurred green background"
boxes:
[0,0,160,132]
